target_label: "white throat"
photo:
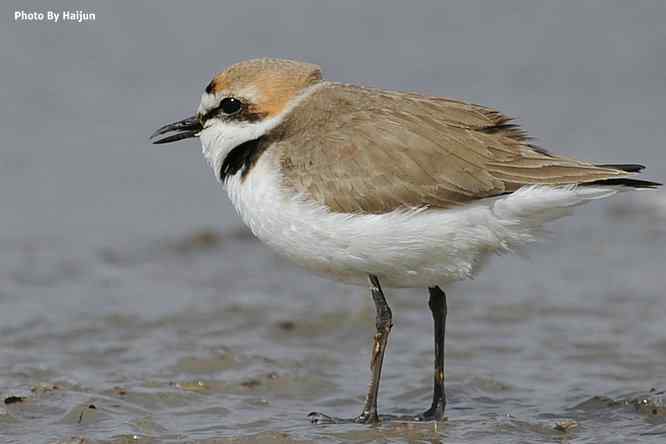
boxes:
[198,82,326,180]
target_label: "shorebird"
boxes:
[151,58,660,424]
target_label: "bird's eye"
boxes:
[219,97,242,115]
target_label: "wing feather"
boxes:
[276,83,635,214]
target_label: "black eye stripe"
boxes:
[200,97,267,124]
[202,97,244,122]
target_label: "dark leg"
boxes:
[355,274,393,423]
[414,286,447,421]
[309,274,393,424]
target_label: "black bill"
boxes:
[150,116,202,144]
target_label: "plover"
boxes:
[151,58,660,424]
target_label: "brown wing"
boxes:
[277,83,636,214]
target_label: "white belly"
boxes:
[224,151,618,288]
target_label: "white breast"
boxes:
[223,150,618,288]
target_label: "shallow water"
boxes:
[2,1,666,443]
[2,209,665,443]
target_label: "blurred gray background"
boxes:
[1,1,665,443]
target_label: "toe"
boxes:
[308,411,337,424]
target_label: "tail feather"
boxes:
[586,163,661,189]
[595,163,646,173]
[585,177,661,189]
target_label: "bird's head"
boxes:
[150,58,322,177]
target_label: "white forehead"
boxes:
[197,92,218,115]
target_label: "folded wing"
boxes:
[277,84,657,214]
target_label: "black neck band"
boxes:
[219,137,268,182]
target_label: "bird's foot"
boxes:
[307,411,339,424]
[401,405,446,422]
[308,407,445,424]
[308,411,381,425]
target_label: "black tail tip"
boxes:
[596,163,646,173]
[589,178,662,189]
[591,163,661,188]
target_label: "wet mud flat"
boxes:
[2,379,666,443]
[1,197,666,443]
